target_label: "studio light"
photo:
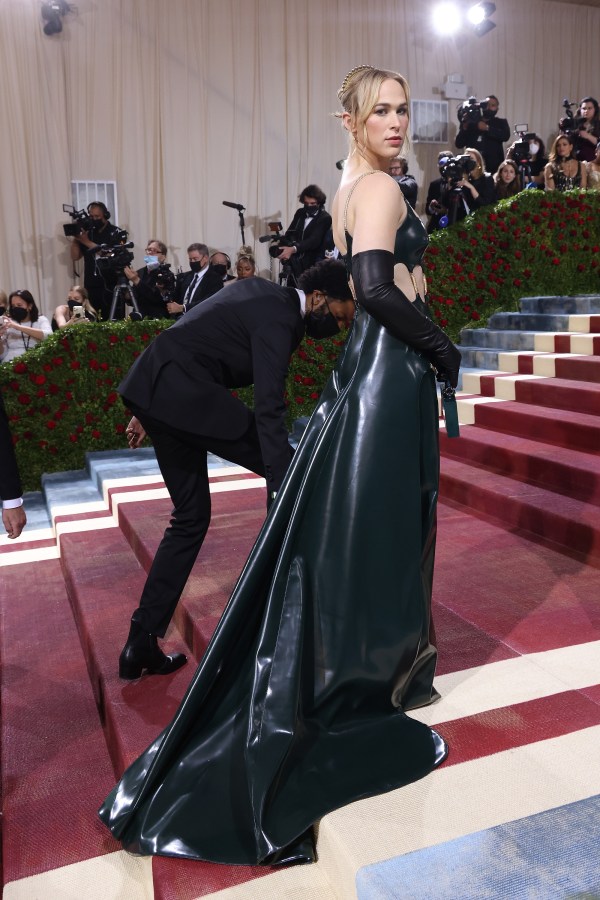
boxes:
[467,2,496,36]
[41,1,71,36]
[431,2,463,36]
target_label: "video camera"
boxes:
[512,124,536,164]
[258,221,296,259]
[457,96,490,127]
[95,229,135,280]
[155,263,177,302]
[62,204,94,237]
[558,99,585,138]
[439,153,477,186]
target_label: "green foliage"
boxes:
[426,190,600,340]
[3,190,599,491]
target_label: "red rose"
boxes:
[92,430,101,439]
[87,341,97,352]
[115,423,125,434]
[85,413,95,424]
[13,362,27,374]
[109,334,119,344]
[513,279,522,287]
[52,357,64,366]
[302,377,315,385]
[46,420,57,430]
[70,360,81,370]
[295,397,304,404]
[294,374,302,383]
[36,389,45,398]
[100,362,108,370]
[18,394,31,405]
[552,258,560,265]
[89,359,99,370]
[69,434,78,443]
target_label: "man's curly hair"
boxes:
[297,259,353,301]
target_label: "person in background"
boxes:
[209,251,236,284]
[545,134,587,191]
[425,150,454,232]
[585,142,600,190]
[455,94,510,175]
[507,134,547,187]
[69,201,120,320]
[53,285,97,329]
[574,97,600,163]
[169,243,223,317]
[235,246,257,280]
[0,290,7,317]
[493,159,522,201]
[0,290,52,362]
[276,185,332,282]
[124,239,172,319]
[389,156,418,207]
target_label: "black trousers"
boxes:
[130,409,266,637]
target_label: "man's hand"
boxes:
[3,505,26,540]
[166,301,184,315]
[277,246,296,261]
[125,416,146,449]
[477,120,490,131]
[124,266,140,284]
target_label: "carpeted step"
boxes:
[439,426,600,506]
[459,329,537,351]
[0,557,121,888]
[519,295,600,315]
[464,374,600,416]
[488,312,570,331]
[461,398,600,453]
[495,351,600,382]
[115,473,267,660]
[440,455,600,566]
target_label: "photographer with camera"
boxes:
[429,148,494,228]
[69,201,121,320]
[507,132,548,187]
[169,243,223,317]
[389,157,418,207]
[455,95,510,177]
[575,97,600,162]
[276,185,332,283]
[123,239,172,319]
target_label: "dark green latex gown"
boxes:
[99,298,448,865]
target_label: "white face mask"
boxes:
[529,142,540,155]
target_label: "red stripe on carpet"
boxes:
[435,501,600,653]
[0,537,56,555]
[513,378,600,416]
[0,559,119,881]
[554,356,600,384]
[438,688,600,767]
[473,401,600,452]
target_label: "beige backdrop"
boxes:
[0,0,599,316]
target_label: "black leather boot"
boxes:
[119,623,187,680]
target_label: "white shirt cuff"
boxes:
[3,497,23,509]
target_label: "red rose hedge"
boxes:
[2,189,599,491]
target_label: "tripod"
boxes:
[277,260,298,288]
[108,274,143,321]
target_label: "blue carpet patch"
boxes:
[356,794,600,899]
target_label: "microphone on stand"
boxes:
[222,200,246,211]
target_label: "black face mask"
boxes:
[189,259,203,273]
[304,204,319,217]
[210,263,227,278]
[10,306,28,323]
[0,306,5,317]
[67,299,79,311]
[305,310,340,339]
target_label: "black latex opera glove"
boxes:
[351,249,462,388]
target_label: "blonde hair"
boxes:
[70,284,97,318]
[465,147,486,179]
[236,245,255,265]
[336,65,411,156]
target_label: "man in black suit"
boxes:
[118,260,355,679]
[0,392,26,540]
[277,184,332,284]
[167,242,223,316]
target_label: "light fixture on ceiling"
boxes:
[467,2,496,36]
[41,1,71,36]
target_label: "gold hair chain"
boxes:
[338,65,376,99]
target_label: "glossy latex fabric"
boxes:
[99,302,448,865]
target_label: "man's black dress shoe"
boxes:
[119,627,187,680]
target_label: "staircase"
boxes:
[441,294,600,566]
[2,297,600,898]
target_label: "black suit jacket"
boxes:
[455,116,511,176]
[284,207,332,272]
[119,278,305,490]
[132,267,171,319]
[174,267,224,310]
[0,392,22,502]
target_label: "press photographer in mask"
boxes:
[116,259,355,680]
[124,239,173,319]
[69,201,120,320]
[455,94,510,176]
[276,185,332,280]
